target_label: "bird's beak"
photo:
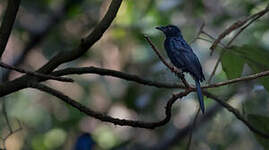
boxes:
[155,26,164,31]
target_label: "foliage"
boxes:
[0,0,269,150]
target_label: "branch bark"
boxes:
[0,61,73,82]
[29,82,191,129]
[0,0,21,58]
[2,0,87,81]
[0,0,123,96]
[38,0,123,74]
[52,66,185,89]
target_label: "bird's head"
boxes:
[156,25,182,37]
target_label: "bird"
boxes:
[74,133,95,150]
[156,25,205,113]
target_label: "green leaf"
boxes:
[230,45,269,91]
[247,61,269,91]
[221,50,245,79]
[247,114,269,149]
[232,45,269,69]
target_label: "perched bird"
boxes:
[156,25,205,113]
[74,133,95,150]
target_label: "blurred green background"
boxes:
[1,0,269,149]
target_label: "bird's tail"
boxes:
[195,79,205,114]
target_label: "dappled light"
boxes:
[0,0,269,150]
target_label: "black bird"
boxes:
[156,25,205,113]
[74,133,95,150]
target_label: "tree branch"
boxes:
[144,35,191,88]
[38,0,123,74]
[0,0,123,96]
[203,91,269,139]
[28,82,191,129]
[0,118,22,150]
[204,70,269,89]
[0,0,21,58]
[208,4,269,83]
[2,0,87,81]
[0,61,73,82]
[210,4,269,55]
[53,67,269,91]
[51,66,185,89]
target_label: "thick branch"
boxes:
[0,0,123,96]
[0,61,73,82]
[0,0,21,58]
[29,82,191,129]
[38,0,123,74]
[2,0,87,81]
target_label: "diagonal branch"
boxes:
[203,91,269,139]
[208,4,269,83]
[0,0,123,97]
[2,0,87,81]
[210,4,269,55]
[144,35,191,88]
[0,61,73,82]
[38,0,123,74]
[28,82,191,129]
[0,0,21,58]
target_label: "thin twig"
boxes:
[186,108,200,150]
[201,31,227,48]
[2,98,12,132]
[189,22,205,44]
[0,0,21,57]
[227,15,262,46]
[0,119,22,149]
[144,35,191,88]
[207,50,225,83]
[204,70,269,89]
[210,5,269,55]
[0,61,73,82]
[204,91,269,139]
[208,5,269,83]
[29,82,192,129]
[144,35,180,73]
[207,14,266,83]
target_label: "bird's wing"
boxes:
[183,51,205,81]
[170,39,205,81]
